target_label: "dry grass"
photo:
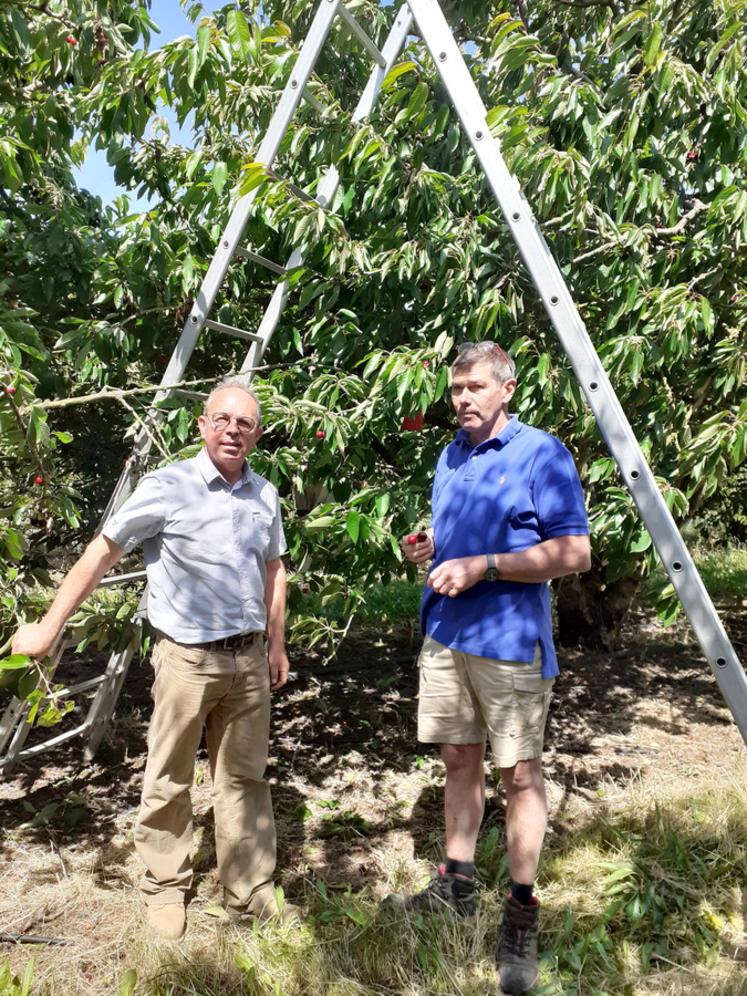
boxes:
[1,749,745,995]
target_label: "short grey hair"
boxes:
[204,376,262,425]
[451,341,516,383]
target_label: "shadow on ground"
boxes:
[0,600,743,894]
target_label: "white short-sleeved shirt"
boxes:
[103,447,287,643]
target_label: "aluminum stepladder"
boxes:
[0,1,416,774]
[1,0,745,775]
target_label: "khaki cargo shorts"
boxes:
[417,635,554,768]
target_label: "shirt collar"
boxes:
[196,446,252,488]
[454,415,522,452]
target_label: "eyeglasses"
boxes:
[206,412,258,435]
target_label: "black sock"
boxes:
[444,857,474,879]
[510,880,534,905]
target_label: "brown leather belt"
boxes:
[193,632,262,652]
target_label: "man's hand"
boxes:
[11,622,61,661]
[402,530,434,565]
[268,644,290,691]
[427,555,485,597]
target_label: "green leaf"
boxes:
[383,61,418,89]
[211,161,227,195]
[226,9,251,60]
[196,20,211,69]
[706,23,741,71]
[119,967,138,996]
[0,654,31,671]
[305,516,336,530]
[346,510,361,543]
[643,24,663,69]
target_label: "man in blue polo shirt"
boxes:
[390,342,590,995]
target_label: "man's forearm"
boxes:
[264,558,287,648]
[427,535,591,597]
[12,534,125,658]
[491,535,591,583]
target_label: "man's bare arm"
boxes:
[428,535,591,596]
[264,557,289,690]
[12,534,126,659]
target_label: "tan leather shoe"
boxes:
[226,883,301,924]
[147,903,186,940]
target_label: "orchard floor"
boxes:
[0,603,745,995]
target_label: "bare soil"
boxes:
[0,601,745,992]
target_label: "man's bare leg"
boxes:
[442,742,486,862]
[496,757,545,994]
[500,757,547,885]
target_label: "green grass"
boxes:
[7,774,741,995]
[293,579,423,627]
[692,546,747,600]
[213,780,747,994]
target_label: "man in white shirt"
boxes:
[12,378,290,940]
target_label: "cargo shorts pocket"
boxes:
[512,669,553,736]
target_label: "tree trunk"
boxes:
[554,566,642,651]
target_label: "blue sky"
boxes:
[74,0,409,207]
[73,0,223,206]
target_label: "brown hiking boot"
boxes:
[496,894,540,994]
[384,864,476,918]
[147,902,186,940]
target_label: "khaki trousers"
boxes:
[134,635,276,910]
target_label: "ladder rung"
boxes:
[266,167,318,205]
[54,675,107,698]
[0,722,90,765]
[204,319,264,344]
[98,570,147,588]
[338,4,386,68]
[303,87,326,113]
[235,246,287,276]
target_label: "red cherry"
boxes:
[34,475,44,485]
[315,430,325,439]
[401,413,424,432]
[406,532,428,546]
[423,360,430,368]
[66,35,77,45]
[686,149,699,162]
[5,386,16,395]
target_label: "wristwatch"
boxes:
[485,553,501,582]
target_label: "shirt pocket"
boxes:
[249,511,274,558]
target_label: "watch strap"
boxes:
[485,553,500,580]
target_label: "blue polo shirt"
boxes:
[421,417,588,678]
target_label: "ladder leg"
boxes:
[0,641,67,775]
[84,643,138,760]
[100,0,346,522]
[241,5,414,375]
[406,0,747,745]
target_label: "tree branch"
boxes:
[22,364,292,413]
[654,199,707,236]
[554,0,615,8]
[573,242,617,264]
